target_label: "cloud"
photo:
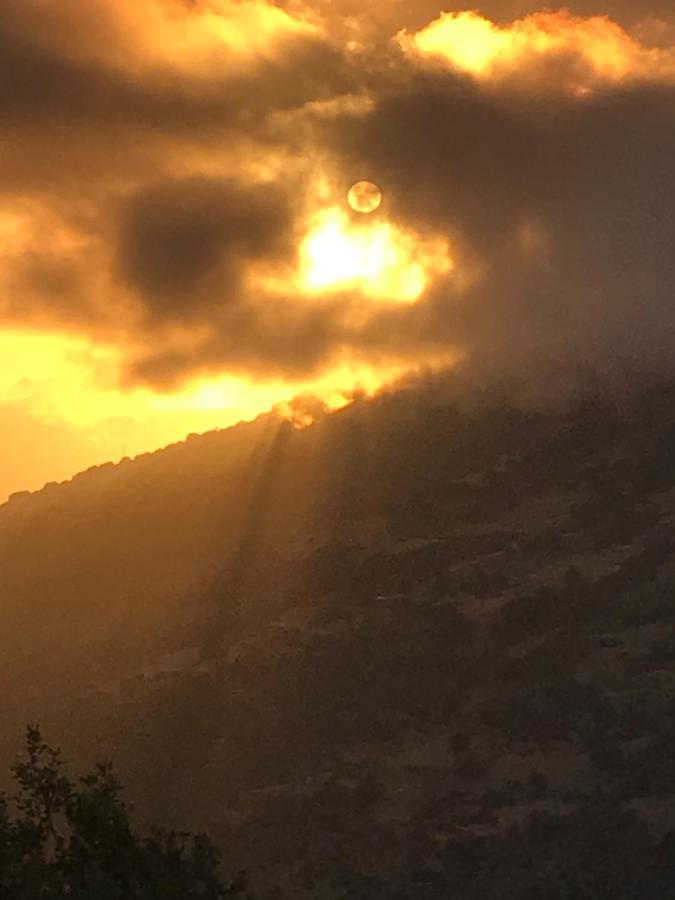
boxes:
[117,177,296,319]
[1,0,675,402]
[398,10,675,94]
[0,0,351,188]
[125,294,353,386]
[275,0,675,45]
[0,0,352,331]
[324,73,675,389]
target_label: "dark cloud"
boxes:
[125,68,675,387]
[313,74,675,385]
[0,0,353,333]
[6,251,97,325]
[0,0,355,205]
[117,177,296,319]
[126,295,353,387]
[0,1,352,130]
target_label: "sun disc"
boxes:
[348,180,382,214]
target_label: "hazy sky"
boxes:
[2,0,675,499]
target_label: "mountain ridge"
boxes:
[3,378,675,896]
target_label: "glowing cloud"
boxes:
[158,0,319,69]
[3,0,319,77]
[298,207,452,303]
[399,10,675,90]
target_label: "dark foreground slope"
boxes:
[3,380,675,896]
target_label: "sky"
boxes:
[2,0,675,500]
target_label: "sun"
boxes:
[348,181,383,214]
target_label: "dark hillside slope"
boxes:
[3,380,675,896]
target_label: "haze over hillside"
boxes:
[4,377,675,896]
[3,0,675,894]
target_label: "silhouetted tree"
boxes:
[0,726,251,899]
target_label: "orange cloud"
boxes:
[3,0,675,502]
[6,0,319,74]
[399,10,675,91]
[297,207,453,304]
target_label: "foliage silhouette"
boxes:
[0,726,250,899]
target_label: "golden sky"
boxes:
[2,0,675,500]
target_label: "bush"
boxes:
[0,726,250,899]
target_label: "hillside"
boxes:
[3,379,675,896]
